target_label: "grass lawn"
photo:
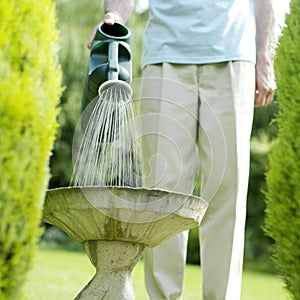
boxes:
[23,248,289,300]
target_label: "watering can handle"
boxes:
[108,41,119,81]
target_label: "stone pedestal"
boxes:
[43,186,208,299]
[75,241,145,300]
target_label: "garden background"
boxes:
[1,0,297,299]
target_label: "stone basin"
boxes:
[43,186,207,247]
[42,186,208,299]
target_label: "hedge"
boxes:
[0,1,62,298]
[265,0,300,298]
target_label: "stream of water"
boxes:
[71,82,143,187]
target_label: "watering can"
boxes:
[81,22,132,112]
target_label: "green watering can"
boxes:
[81,22,132,111]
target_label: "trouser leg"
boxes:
[139,61,255,300]
[198,61,255,300]
[144,231,189,300]
[140,63,199,300]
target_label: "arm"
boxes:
[87,0,134,48]
[253,0,277,106]
[104,0,134,25]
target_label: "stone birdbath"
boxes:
[43,186,208,299]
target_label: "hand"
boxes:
[254,51,276,107]
[87,12,121,49]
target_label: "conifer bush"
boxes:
[265,1,300,298]
[0,1,62,298]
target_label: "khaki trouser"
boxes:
[139,62,255,300]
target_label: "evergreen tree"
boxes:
[0,1,62,298]
[265,0,300,298]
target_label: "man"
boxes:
[88,1,277,299]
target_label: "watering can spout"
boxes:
[81,23,132,110]
[98,80,132,98]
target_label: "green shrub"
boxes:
[0,1,62,298]
[265,0,300,298]
[245,133,274,270]
[187,227,200,265]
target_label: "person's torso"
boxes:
[142,0,256,67]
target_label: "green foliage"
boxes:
[187,227,200,264]
[40,226,83,252]
[265,0,300,298]
[245,118,277,271]
[0,1,62,298]
[49,0,100,187]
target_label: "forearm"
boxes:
[253,0,278,106]
[253,0,276,58]
[104,0,134,24]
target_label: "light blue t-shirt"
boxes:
[142,0,256,68]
